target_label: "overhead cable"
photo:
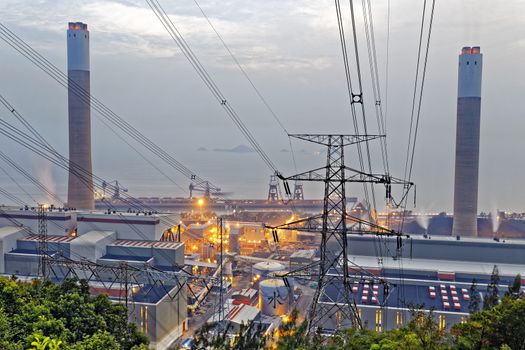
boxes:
[0,23,217,196]
[144,0,278,173]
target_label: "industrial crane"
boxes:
[189,181,231,199]
[101,180,128,200]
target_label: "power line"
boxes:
[0,162,37,204]
[348,0,379,216]
[0,185,25,206]
[403,0,428,184]
[144,0,278,173]
[0,23,220,196]
[0,186,206,339]
[334,0,378,218]
[0,122,209,263]
[191,0,299,174]
[407,0,436,183]
[384,0,391,125]
[0,150,64,204]
[396,0,436,260]
[361,0,390,175]
[0,116,193,269]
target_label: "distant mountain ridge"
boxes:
[213,144,255,153]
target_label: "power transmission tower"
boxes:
[293,182,304,200]
[37,203,48,280]
[217,217,225,323]
[271,134,411,334]
[267,175,279,201]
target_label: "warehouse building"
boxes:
[321,234,525,332]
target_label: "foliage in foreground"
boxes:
[0,276,148,350]
[193,294,525,350]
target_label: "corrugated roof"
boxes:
[348,255,525,277]
[290,249,316,259]
[113,239,182,249]
[22,234,75,243]
[232,288,257,299]
[225,304,260,323]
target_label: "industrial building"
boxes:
[231,288,258,306]
[0,207,187,349]
[289,249,316,279]
[334,234,525,332]
[453,46,483,237]
[67,22,94,210]
[209,301,262,333]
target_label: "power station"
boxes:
[67,22,94,210]
[452,46,483,237]
[2,9,524,350]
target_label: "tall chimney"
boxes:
[452,46,483,237]
[67,22,94,209]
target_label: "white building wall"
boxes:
[0,226,26,273]
[70,230,116,261]
[0,210,75,236]
[77,213,160,240]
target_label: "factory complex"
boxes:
[0,206,187,349]
[0,6,522,349]
[339,235,525,332]
[0,205,317,348]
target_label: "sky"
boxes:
[0,0,524,213]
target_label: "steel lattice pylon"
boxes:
[308,135,354,332]
[37,203,48,280]
[271,134,412,334]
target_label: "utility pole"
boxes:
[37,203,48,280]
[217,217,225,323]
[120,261,129,309]
[270,134,411,334]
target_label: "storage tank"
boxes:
[252,261,285,283]
[259,279,290,316]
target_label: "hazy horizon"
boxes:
[1,0,524,213]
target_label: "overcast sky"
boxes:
[0,0,524,213]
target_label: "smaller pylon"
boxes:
[37,204,48,280]
[267,175,279,201]
[293,182,304,200]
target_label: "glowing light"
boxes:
[197,198,205,207]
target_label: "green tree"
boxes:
[483,265,500,310]
[68,331,120,350]
[30,334,62,350]
[453,296,525,349]
[191,321,233,349]
[192,320,267,350]
[505,274,521,298]
[0,276,148,349]
[274,309,310,350]
[274,309,451,350]
[231,322,268,349]
[469,279,481,314]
